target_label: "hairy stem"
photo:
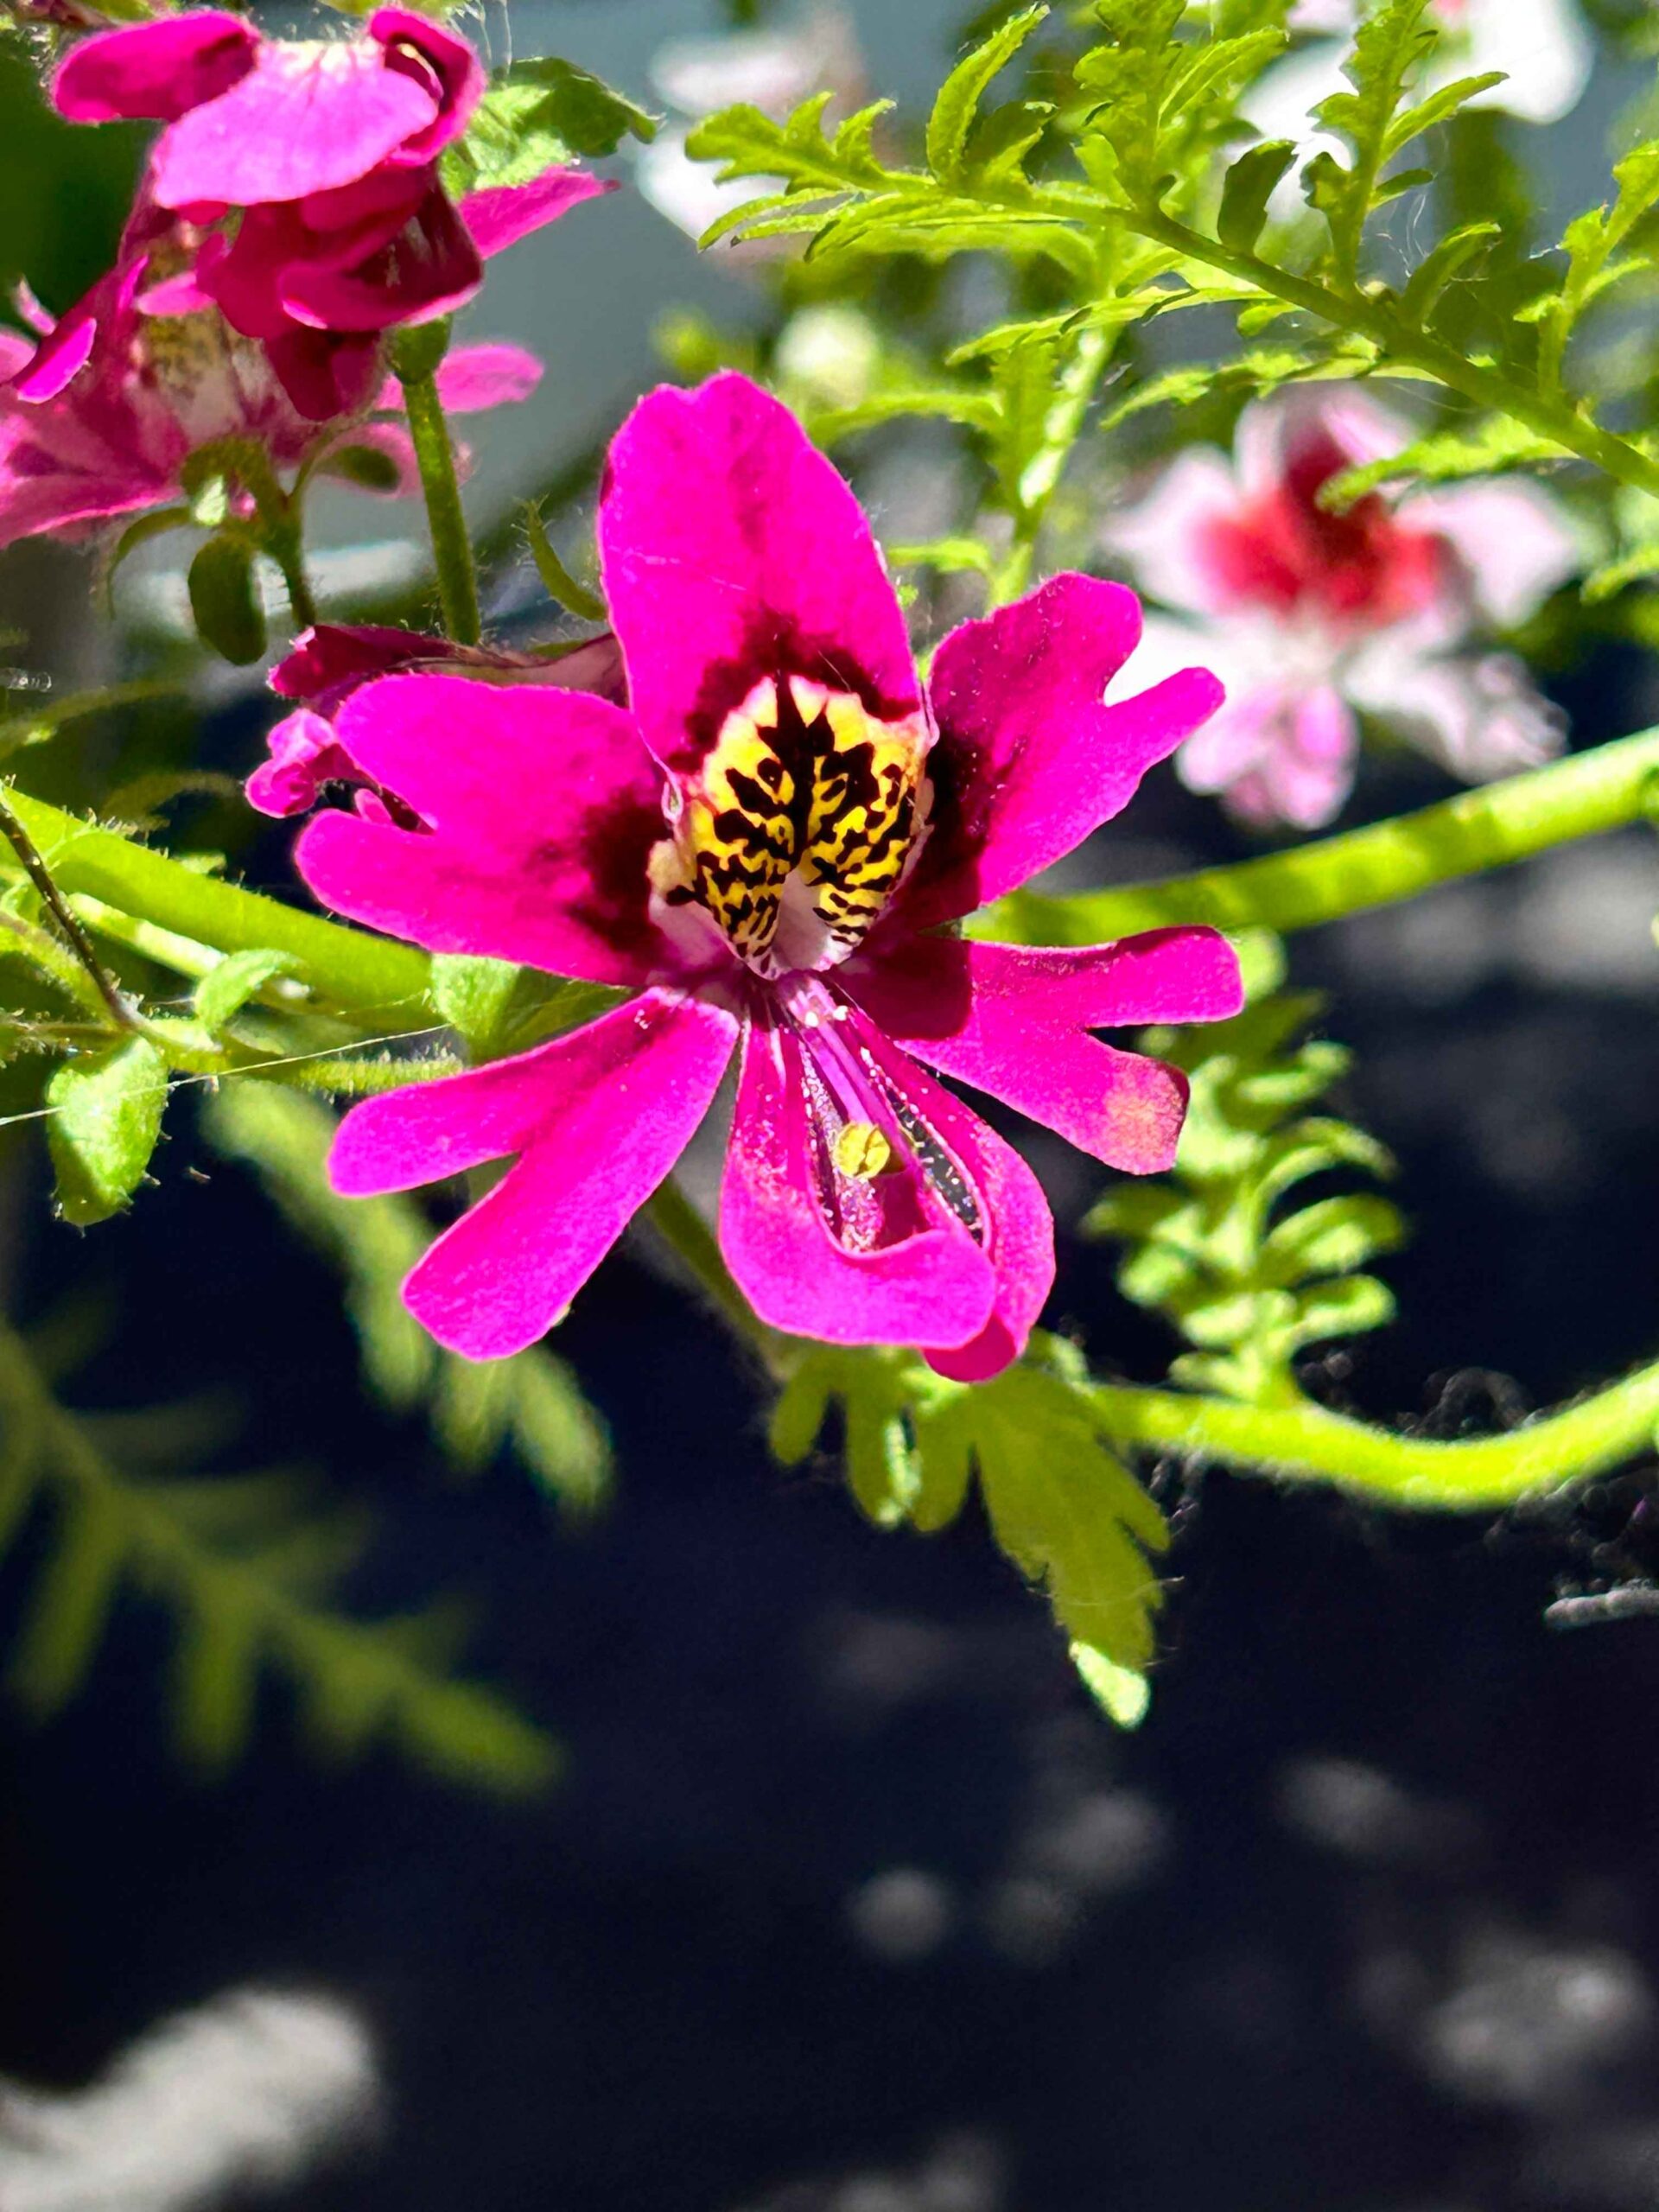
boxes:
[987,725,1659,945]
[0,793,137,1033]
[402,372,481,647]
[0,788,430,1022]
[1090,1363,1659,1510]
[1109,205,1659,501]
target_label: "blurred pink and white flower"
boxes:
[1249,0,1592,150]
[1103,389,1579,828]
[637,5,861,252]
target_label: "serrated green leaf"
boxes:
[194,950,299,1036]
[1321,415,1567,508]
[1397,219,1501,326]
[1217,139,1296,251]
[928,6,1048,182]
[1259,1194,1407,1285]
[1381,70,1505,158]
[443,56,654,194]
[47,1038,167,1225]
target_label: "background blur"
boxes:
[4,3,1659,2209]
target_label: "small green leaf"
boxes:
[926,5,1048,184]
[430,954,521,1058]
[1070,1642,1151,1728]
[316,443,404,493]
[47,1037,168,1225]
[194,950,300,1036]
[1217,139,1297,252]
[187,535,266,666]
[444,56,655,194]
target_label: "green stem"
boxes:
[1108,205,1659,501]
[1,788,430,1022]
[402,372,481,647]
[1090,1362,1659,1510]
[0,792,137,1033]
[645,1179,786,1373]
[986,724,1659,945]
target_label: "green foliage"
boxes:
[186,534,266,666]
[1087,941,1403,1405]
[203,1084,610,1516]
[46,1036,166,1225]
[441,56,655,197]
[0,1317,555,1789]
[769,1335,1170,1725]
[429,953,522,1061]
[194,950,300,1038]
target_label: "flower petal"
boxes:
[844,932,1237,1174]
[719,1017,998,1352]
[1179,680,1357,829]
[367,7,486,162]
[247,707,353,818]
[598,372,919,776]
[842,1018,1053,1383]
[277,185,484,334]
[460,168,615,259]
[904,573,1223,926]
[370,340,543,417]
[52,11,257,124]
[149,38,440,210]
[296,674,673,986]
[340,990,738,1359]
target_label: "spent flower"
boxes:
[49,7,609,418]
[296,377,1241,1377]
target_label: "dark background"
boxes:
[3,4,1659,2209]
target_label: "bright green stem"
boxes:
[2,789,429,1022]
[402,372,481,647]
[1090,1363,1659,1510]
[988,725,1659,946]
[1111,205,1659,502]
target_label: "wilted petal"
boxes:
[905,573,1222,926]
[598,373,919,775]
[353,991,739,1358]
[52,11,257,124]
[149,40,440,211]
[296,676,674,985]
[460,168,615,258]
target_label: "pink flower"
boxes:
[1105,389,1578,828]
[50,9,610,418]
[294,375,1240,1376]
[250,623,625,819]
[0,194,544,550]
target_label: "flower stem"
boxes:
[400,369,481,648]
[0,787,430,1021]
[987,724,1659,946]
[644,1179,787,1375]
[1096,202,1659,501]
[1089,1363,1659,1510]
[0,791,137,1033]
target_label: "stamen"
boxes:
[833,1122,893,1179]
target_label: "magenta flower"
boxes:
[296,376,1240,1376]
[250,623,625,820]
[50,9,609,418]
[0,192,544,550]
[1105,389,1579,828]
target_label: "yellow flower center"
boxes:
[653,674,930,975]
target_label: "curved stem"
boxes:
[986,725,1659,945]
[1090,1363,1659,1510]
[402,372,481,647]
